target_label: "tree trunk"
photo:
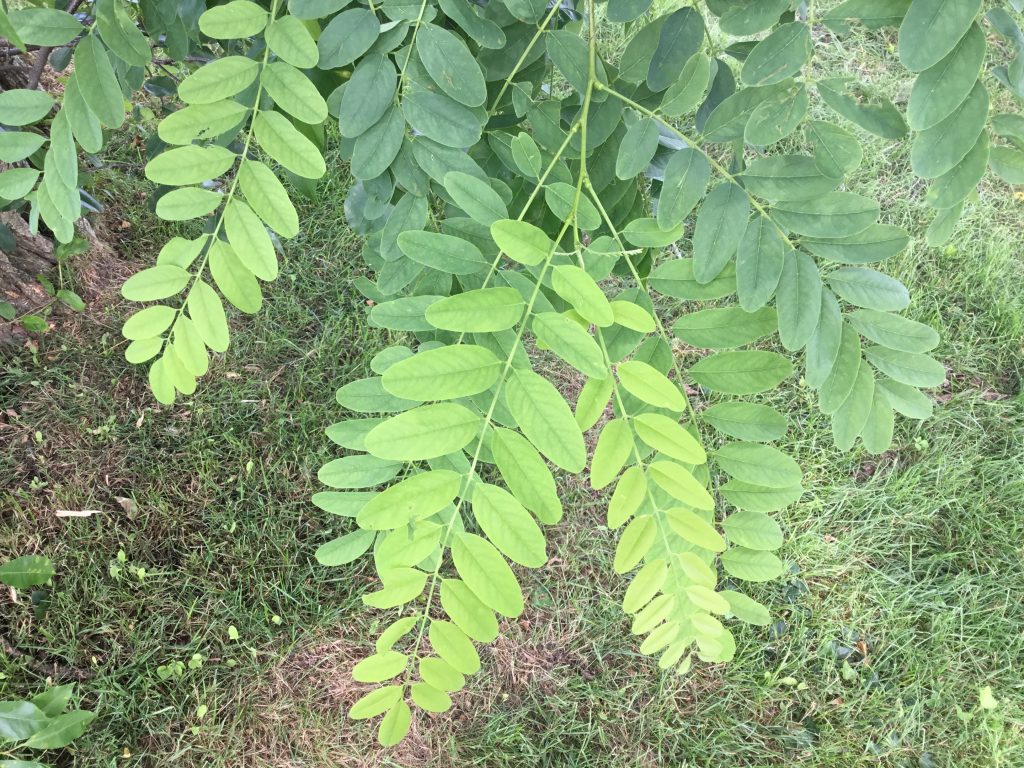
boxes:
[0,214,58,344]
[1,213,56,302]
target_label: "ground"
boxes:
[2,14,1024,768]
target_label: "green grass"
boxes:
[3,15,1024,768]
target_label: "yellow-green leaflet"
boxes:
[198,0,267,39]
[178,56,259,105]
[504,369,586,472]
[617,361,687,411]
[356,471,460,530]
[363,404,480,460]
[470,483,547,566]
[381,344,501,400]
[451,532,524,617]
[490,219,552,265]
[551,265,614,326]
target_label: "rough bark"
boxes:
[0,213,58,310]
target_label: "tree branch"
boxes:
[25,47,52,90]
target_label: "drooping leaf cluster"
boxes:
[3,0,1020,747]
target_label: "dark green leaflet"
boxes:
[692,182,749,284]
[898,0,983,73]
[647,8,705,92]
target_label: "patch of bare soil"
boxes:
[74,219,135,304]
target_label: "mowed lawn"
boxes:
[2,17,1023,768]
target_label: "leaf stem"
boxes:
[592,319,713,666]
[576,0,709,663]
[399,209,583,694]
[396,0,431,92]
[464,121,580,300]
[581,179,705,429]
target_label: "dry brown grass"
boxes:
[229,633,460,768]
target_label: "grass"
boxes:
[2,11,1024,768]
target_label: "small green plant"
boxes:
[0,557,95,765]
[0,683,96,765]
[155,652,204,681]
[0,237,92,333]
[155,660,184,681]
[108,548,148,583]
